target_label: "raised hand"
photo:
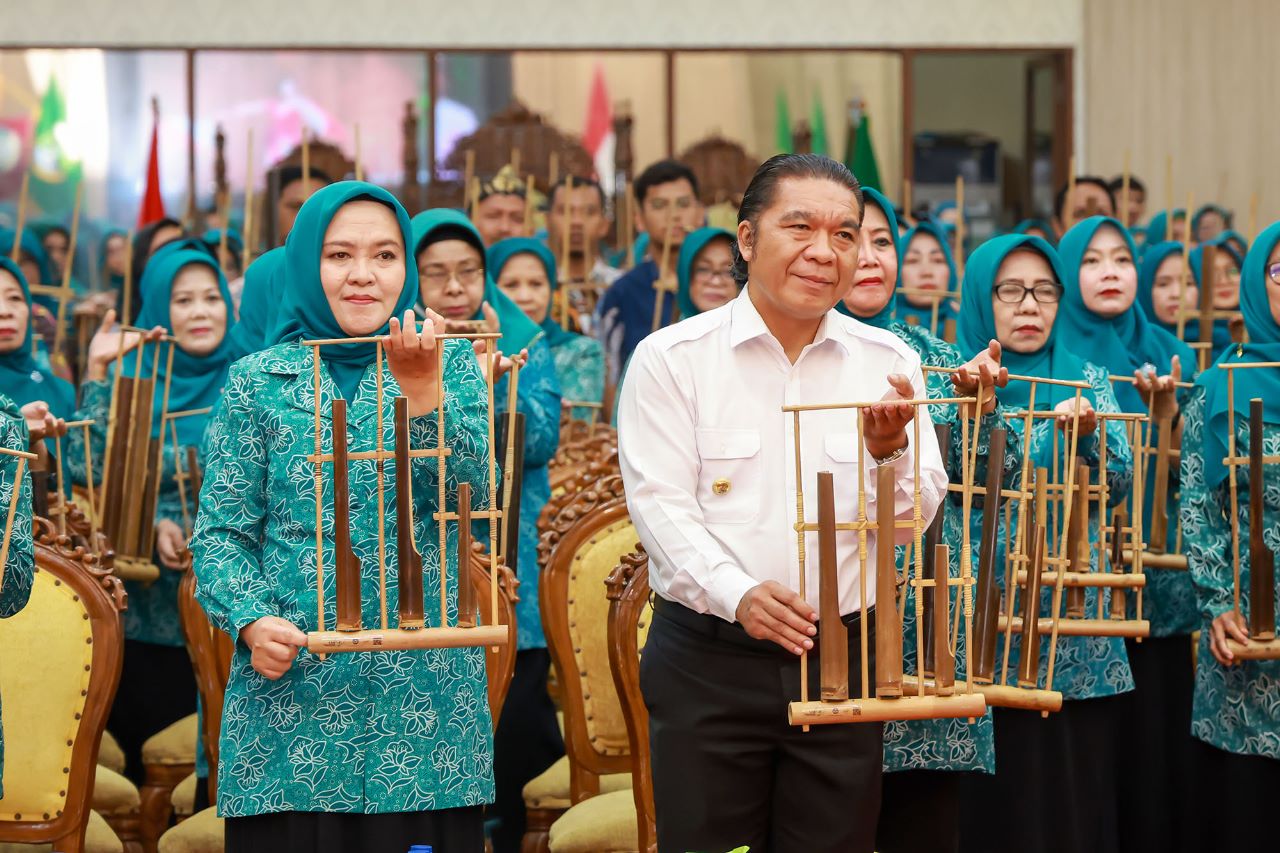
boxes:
[864,373,916,459]
[1053,395,1097,436]
[385,309,442,418]
[20,400,64,440]
[951,339,1008,416]
[85,308,164,381]
[1132,355,1182,420]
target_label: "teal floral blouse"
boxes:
[191,341,496,817]
[1183,386,1280,759]
[0,395,34,800]
[550,333,605,422]
[884,322,1024,774]
[997,361,1135,701]
[67,378,194,647]
[474,338,561,651]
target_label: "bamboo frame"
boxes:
[301,330,508,655]
[1219,364,1280,658]
[785,390,992,727]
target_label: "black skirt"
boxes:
[224,807,485,853]
[107,638,198,784]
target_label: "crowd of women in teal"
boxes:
[3,153,1280,853]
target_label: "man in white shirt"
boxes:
[618,153,947,853]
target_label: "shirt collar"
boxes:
[730,282,851,355]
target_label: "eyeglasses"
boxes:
[692,266,733,282]
[421,266,483,288]
[994,281,1063,304]
[1268,262,1280,285]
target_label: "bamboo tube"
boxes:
[436,345,449,627]
[816,471,848,701]
[510,147,521,178]
[463,150,476,219]
[80,422,97,542]
[790,409,811,730]
[243,130,257,269]
[0,457,27,594]
[354,124,363,182]
[375,343,387,628]
[456,482,475,628]
[312,350,326,642]
[485,338,500,630]
[548,151,559,188]
[902,675,1062,713]
[332,398,361,632]
[51,181,83,358]
[789,693,986,726]
[999,616,1150,638]
[9,171,29,262]
[1120,150,1132,229]
[301,128,311,188]
[523,174,535,238]
[306,625,506,653]
[651,218,676,333]
[902,177,912,221]
[395,395,424,630]
[875,463,902,697]
[121,231,135,325]
[623,180,636,270]
[1164,154,1173,222]
[954,175,966,280]
[1063,156,1077,230]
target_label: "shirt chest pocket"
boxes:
[823,433,864,521]
[695,428,762,524]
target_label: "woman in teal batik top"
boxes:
[836,189,1021,853]
[192,182,496,852]
[0,394,35,801]
[955,234,1133,853]
[1057,216,1199,852]
[411,208,562,853]
[895,220,961,338]
[1181,219,1280,849]
[487,236,605,422]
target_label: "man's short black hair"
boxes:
[633,160,699,206]
[1108,175,1146,196]
[1054,176,1116,220]
[549,175,607,210]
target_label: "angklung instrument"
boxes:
[300,327,511,656]
[783,385,988,728]
[1217,364,1280,659]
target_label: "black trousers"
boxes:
[877,769,966,853]
[225,806,485,853]
[1116,635,1197,853]
[1189,740,1280,849]
[642,599,882,853]
[960,694,1125,853]
[107,639,198,784]
[490,648,564,853]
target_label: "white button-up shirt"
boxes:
[618,285,947,622]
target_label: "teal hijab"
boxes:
[1196,219,1280,487]
[1137,241,1192,335]
[230,246,286,357]
[202,228,245,264]
[0,257,76,417]
[895,220,959,328]
[485,236,573,349]
[1188,235,1242,354]
[273,181,420,401]
[1058,217,1195,412]
[1144,209,1185,245]
[133,248,239,446]
[957,234,1093,409]
[1191,204,1230,239]
[675,227,735,319]
[410,208,542,356]
[1013,219,1058,246]
[835,186,899,329]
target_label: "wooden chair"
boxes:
[547,432,618,499]
[429,100,595,210]
[678,133,759,209]
[156,548,520,853]
[544,546,654,853]
[0,519,127,853]
[523,485,635,853]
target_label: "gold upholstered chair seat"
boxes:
[91,767,140,818]
[0,810,124,853]
[97,733,126,776]
[523,756,632,811]
[156,807,222,853]
[141,715,197,766]
[547,789,639,853]
[169,774,197,821]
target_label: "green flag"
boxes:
[844,103,882,191]
[774,91,792,155]
[29,77,81,215]
[811,94,829,157]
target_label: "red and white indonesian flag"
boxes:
[582,64,613,189]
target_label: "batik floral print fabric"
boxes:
[0,395,34,800]
[191,340,495,816]
[1183,387,1280,759]
[550,333,605,423]
[884,323,1023,774]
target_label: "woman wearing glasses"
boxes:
[956,234,1134,853]
[411,209,564,853]
[487,237,605,422]
[1190,234,1245,363]
[1057,217,1198,851]
[676,227,740,318]
[1180,221,1280,849]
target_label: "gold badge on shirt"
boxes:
[712,478,731,495]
